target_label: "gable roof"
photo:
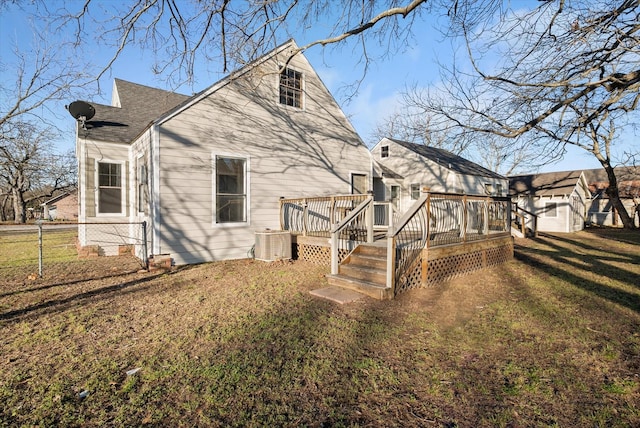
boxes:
[78,79,190,143]
[42,189,78,206]
[582,166,640,198]
[509,170,587,197]
[154,39,308,126]
[385,138,505,180]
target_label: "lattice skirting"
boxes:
[296,243,330,265]
[294,243,350,266]
[425,243,513,286]
[395,257,423,294]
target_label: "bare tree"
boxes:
[373,91,536,175]
[0,121,76,223]
[39,0,430,90]
[13,0,638,227]
[403,0,639,228]
[0,33,92,129]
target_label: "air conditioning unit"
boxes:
[254,230,292,261]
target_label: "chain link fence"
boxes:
[0,222,148,285]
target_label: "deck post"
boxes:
[330,230,339,275]
[386,232,396,292]
[366,198,374,243]
[484,197,490,236]
[302,199,308,236]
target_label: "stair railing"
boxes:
[510,202,538,237]
[386,193,430,294]
[330,195,374,274]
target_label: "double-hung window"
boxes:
[410,183,421,200]
[215,156,247,223]
[279,67,303,108]
[98,162,123,214]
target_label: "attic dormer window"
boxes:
[279,67,303,108]
[381,146,389,158]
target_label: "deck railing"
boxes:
[511,202,538,237]
[280,192,511,294]
[373,201,399,228]
[386,194,430,292]
[329,196,374,274]
[387,193,511,294]
[279,194,369,237]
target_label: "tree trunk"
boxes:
[601,162,636,229]
[0,194,9,222]
[11,187,27,224]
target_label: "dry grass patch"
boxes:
[1,230,638,426]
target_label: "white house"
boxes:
[509,170,591,233]
[74,40,372,264]
[371,138,508,213]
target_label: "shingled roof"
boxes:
[388,138,505,179]
[582,166,640,198]
[509,170,586,197]
[78,79,190,143]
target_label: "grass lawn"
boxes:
[0,229,638,427]
[0,229,78,268]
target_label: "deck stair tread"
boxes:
[327,242,393,300]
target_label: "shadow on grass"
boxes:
[0,270,145,299]
[515,233,640,314]
[0,268,190,323]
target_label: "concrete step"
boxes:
[339,263,386,284]
[326,274,393,300]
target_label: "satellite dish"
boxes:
[67,101,95,121]
[66,101,95,131]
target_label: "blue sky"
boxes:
[0,1,608,174]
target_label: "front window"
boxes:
[279,67,303,108]
[216,156,246,223]
[98,162,122,214]
[411,183,421,200]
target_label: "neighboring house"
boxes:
[75,40,372,264]
[583,166,640,227]
[509,170,591,233]
[371,138,508,214]
[42,190,78,221]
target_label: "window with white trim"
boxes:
[215,156,247,223]
[410,183,421,200]
[381,145,389,158]
[98,162,123,214]
[279,67,303,108]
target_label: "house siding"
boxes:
[371,139,508,213]
[154,46,370,264]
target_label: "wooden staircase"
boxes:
[326,242,394,300]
